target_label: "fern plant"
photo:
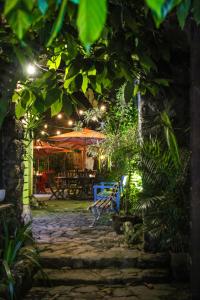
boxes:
[0,221,46,300]
[133,139,190,252]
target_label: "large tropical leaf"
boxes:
[77,0,107,47]
[8,9,32,39]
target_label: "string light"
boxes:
[100,155,105,160]
[41,131,46,135]
[68,120,73,126]
[44,124,48,129]
[79,109,84,115]
[100,105,106,111]
[26,64,36,75]
[56,130,61,135]
[57,113,62,119]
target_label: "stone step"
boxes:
[39,245,169,270]
[34,267,170,286]
[24,283,191,300]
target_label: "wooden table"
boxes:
[55,176,95,199]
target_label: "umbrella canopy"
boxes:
[34,140,71,157]
[49,128,106,145]
[49,128,106,169]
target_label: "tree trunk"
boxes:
[190,22,200,300]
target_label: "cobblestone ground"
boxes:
[24,205,190,300]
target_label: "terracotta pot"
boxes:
[0,189,6,202]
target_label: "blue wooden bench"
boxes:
[88,176,127,226]
[93,175,127,210]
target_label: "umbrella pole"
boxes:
[83,147,86,170]
[37,158,39,173]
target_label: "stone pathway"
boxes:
[24,210,190,300]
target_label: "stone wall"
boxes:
[0,113,24,223]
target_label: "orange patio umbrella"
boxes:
[34,140,71,156]
[49,128,106,168]
[34,140,72,171]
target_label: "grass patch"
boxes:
[32,200,92,216]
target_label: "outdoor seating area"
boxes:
[0,1,196,299]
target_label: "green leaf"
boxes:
[23,0,34,11]
[65,62,80,79]
[51,98,63,116]
[145,0,165,18]
[154,78,169,86]
[15,101,26,119]
[146,0,182,26]
[47,0,68,46]
[193,0,200,25]
[124,82,134,101]
[75,73,83,90]
[62,94,73,116]
[4,0,19,15]
[140,54,157,72]
[95,82,102,93]
[177,0,191,28]
[88,67,96,75]
[38,0,48,15]
[147,85,159,96]
[133,84,139,97]
[77,0,107,47]
[70,0,80,4]
[8,9,32,39]
[47,55,62,70]
[33,97,45,114]
[64,76,75,89]
[82,75,88,93]
[44,88,61,107]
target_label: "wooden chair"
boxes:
[48,177,65,200]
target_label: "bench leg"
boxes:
[89,206,102,227]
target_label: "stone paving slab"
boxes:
[24,283,190,300]
[34,267,169,286]
[27,210,191,300]
[39,242,168,269]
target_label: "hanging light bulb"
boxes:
[41,131,46,135]
[26,64,36,75]
[57,113,62,119]
[100,155,105,160]
[79,109,84,115]
[100,105,106,111]
[56,130,61,135]
[44,124,48,129]
[68,120,73,126]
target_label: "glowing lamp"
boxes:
[57,113,62,119]
[26,64,36,75]
[68,120,73,126]
[100,105,106,111]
